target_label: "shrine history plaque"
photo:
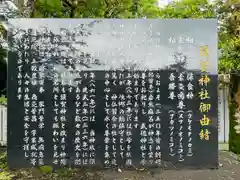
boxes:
[7,19,218,169]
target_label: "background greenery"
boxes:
[0,0,239,178]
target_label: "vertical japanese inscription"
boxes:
[124,72,133,166]
[109,71,118,167]
[52,71,69,166]
[59,80,67,166]
[81,73,90,166]
[199,45,211,141]
[118,71,126,165]
[186,73,194,157]
[177,72,185,162]
[146,72,155,165]
[73,72,97,166]
[20,45,31,164]
[103,72,112,167]
[88,72,97,165]
[37,63,45,166]
[20,32,46,166]
[168,72,176,157]
[140,71,162,166]
[140,72,148,166]
[52,72,60,165]
[154,72,162,165]
[74,73,82,165]
[167,61,195,161]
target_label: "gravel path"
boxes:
[102,151,240,180]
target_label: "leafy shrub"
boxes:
[229,101,240,153]
[0,95,6,105]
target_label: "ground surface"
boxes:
[101,151,240,180]
[1,151,240,180]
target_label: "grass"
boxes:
[0,148,105,180]
[0,148,157,180]
[0,148,148,180]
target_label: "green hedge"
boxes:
[229,75,240,154]
[229,102,239,153]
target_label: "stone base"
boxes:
[219,143,229,151]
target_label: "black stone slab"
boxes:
[7,19,218,169]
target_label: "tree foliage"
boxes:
[157,0,240,74]
[158,0,217,18]
[217,0,240,73]
[33,0,160,18]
